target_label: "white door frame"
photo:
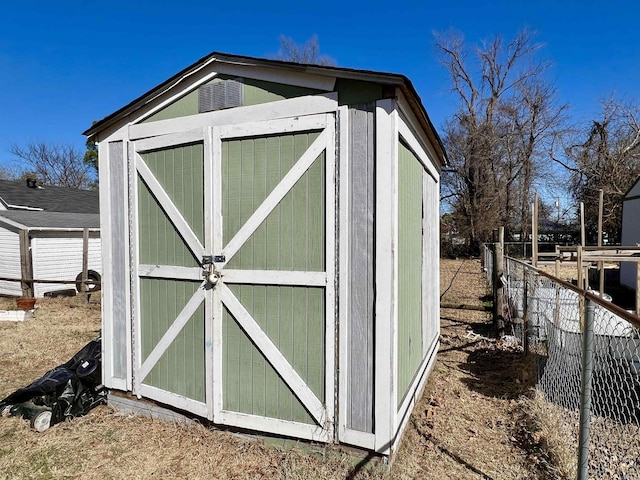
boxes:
[129,109,337,442]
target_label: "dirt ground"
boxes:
[392,259,554,480]
[0,261,557,479]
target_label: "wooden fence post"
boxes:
[578,245,585,330]
[493,227,505,336]
[81,228,89,301]
[598,189,604,296]
[19,230,34,298]
[523,273,529,355]
[580,202,585,248]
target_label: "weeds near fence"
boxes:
[519,390,578,479]
[483,244,640,479]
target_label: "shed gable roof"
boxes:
[83,51,447,164]
[0,179,99,214]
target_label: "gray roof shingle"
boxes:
[0,210,100,230]
[0,179,99,214]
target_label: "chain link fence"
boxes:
[499,255,640,479]
[482,243,494,288]
[481,243,640,477]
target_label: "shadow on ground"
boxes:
[460,348,536,400]
[440,310,536,401]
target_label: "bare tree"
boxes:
[436,29,567,251]
[560,97,640,242]
[9,143,95,190]
[0,165,21,180]
[275,35,336,66]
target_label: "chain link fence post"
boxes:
[578,298,595,480]
[493,228,505,335]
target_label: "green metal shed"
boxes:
[84,52,446,459]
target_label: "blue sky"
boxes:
[0,0,638,171]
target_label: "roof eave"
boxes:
[397,81,449,166]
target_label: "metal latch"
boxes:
[201,256,221,285]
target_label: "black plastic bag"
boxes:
[0,336,107,430]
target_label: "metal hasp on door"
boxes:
[131,112,336,442]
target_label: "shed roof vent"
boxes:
[198,79,243,113]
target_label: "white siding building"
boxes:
[0,211,100,298]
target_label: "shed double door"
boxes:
[131,113,335,441]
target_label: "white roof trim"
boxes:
[5,204,45,211]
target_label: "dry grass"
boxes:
[394,259,547,479]
[0,407,389,480]
[0,262,566,479]
[514,391,578,480]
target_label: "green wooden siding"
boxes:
[397,141,424,405]
[222,285,324,424]
[220,128,326,424]
[140,143,204,245]
[137,142,206,402]
[143,76,322,123]
[137,178,199,267]
[140,278,205,402]
[242,77,322,106]
[143,90,199,123]
[222,132,325,271]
